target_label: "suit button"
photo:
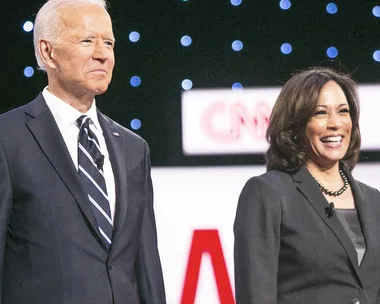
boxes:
[108,263,115,270]
[352,298,360,304]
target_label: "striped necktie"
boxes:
[77,115,113,250]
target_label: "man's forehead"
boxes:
[57,4,113,35]
[58,4,112,26]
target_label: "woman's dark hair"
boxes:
[265,67,361,173]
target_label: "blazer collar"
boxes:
[292,165,363,286]
[97,112,129,252]
[348,169,380,273]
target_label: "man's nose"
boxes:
[93,42,109,61]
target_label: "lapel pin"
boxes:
[112,132,120,137]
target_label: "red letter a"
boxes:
[180,229,235,304]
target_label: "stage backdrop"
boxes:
[182,85,380,156]
[152,164,380,304]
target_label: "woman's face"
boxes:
[305,80,352,169]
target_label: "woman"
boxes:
[234,67,380,304]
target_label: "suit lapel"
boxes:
[25,94,106,248]
[293,166,362,286]
[97,112,128,251]
[347,168,380,272]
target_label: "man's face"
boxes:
[49,4,115,99]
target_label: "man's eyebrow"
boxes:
[82,35,115,41]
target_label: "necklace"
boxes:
[314,170,349,197]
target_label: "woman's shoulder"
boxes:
[252,169,293,183]
[355,180,380,198]
[244,169,294,192]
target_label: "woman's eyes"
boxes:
[314,108,350,116]
[339,108,350,113]
[314,110,327,116]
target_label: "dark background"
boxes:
[1,0,380,166]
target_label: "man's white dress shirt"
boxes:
[43,88,116,222]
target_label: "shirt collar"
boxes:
[42,87,102,133]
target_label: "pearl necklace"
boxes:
[314,170,349,197]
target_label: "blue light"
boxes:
[326,46,338,58]
[232,40,243,52]
[373,50,380,62]
[181,35,192,47]
[326,3,338,14]
[280,43,292,55]
[23,21,34,32]
[24,66,34,78]
[279,0,291,10]
[230,0,242,6]
[130,119,142,130]
[232,82,243,91]
[129,31,140,43]
[373,6,380,17]
[130,76,141,87]
[182,79,193,90]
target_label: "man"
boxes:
[0,0,166,303]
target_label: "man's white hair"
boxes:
[33,0,107,71]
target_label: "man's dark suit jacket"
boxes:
[0,94,166,304]
[234,165,380,304]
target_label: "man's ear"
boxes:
[39,40,57,69]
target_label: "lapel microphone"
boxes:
[326,202,336,218]
[95,155,105,171]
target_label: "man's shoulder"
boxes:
[0,93,43,125]
[0,104,28,128]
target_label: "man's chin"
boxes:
[92,84,109,96]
